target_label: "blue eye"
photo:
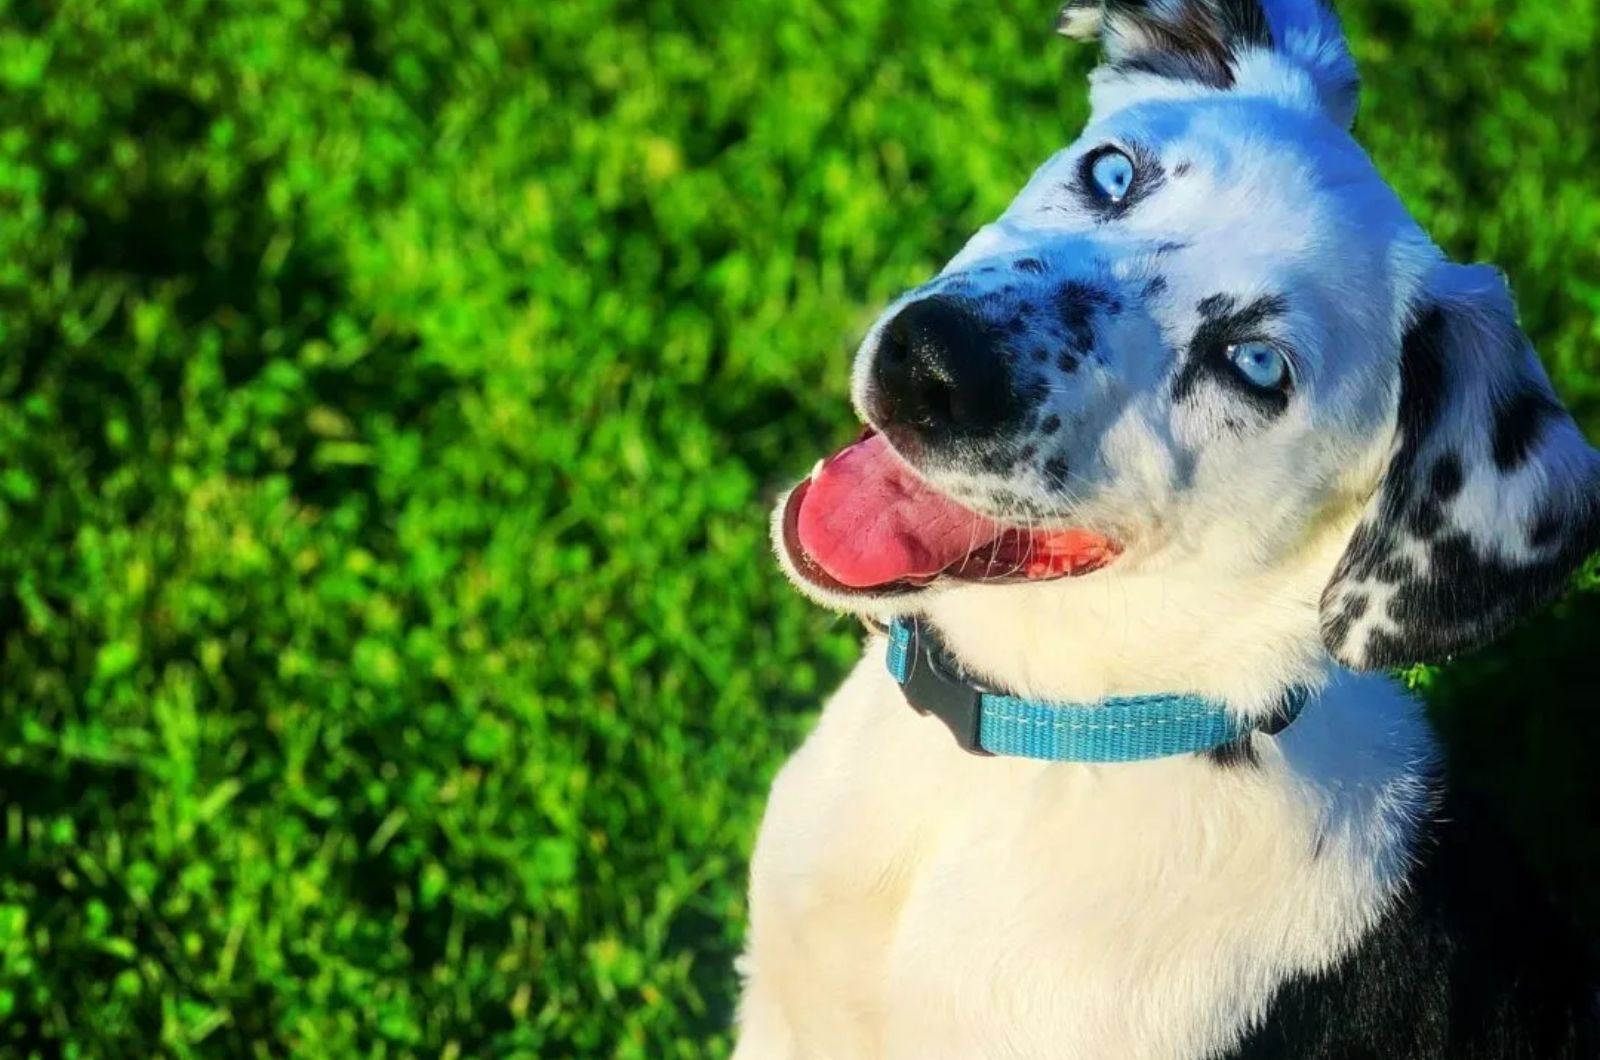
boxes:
[1227,341,1290,390]
[1089,149,1136,202]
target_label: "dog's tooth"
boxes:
[812,458,826,481]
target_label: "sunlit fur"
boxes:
[740,1,1599,1056]
[736,645,1434,1059]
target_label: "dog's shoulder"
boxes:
[1228,784,1600,1060]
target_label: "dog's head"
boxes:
[775,0,1599,681]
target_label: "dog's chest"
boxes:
[740,644,1427,1060]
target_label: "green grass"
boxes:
[1,0,1597,1055]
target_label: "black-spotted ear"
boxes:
[1058,0,1360,128]
[1321,264,1600,670]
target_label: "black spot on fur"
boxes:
[1339,521,1390,580]
[1206,735,1258,768]
[1014,258,1047,274]
[1320,593,1370,655]
[1142,276,1169,299]
[1529,509,1564,550]
[1043,455,1069,482]
[1368,515,1600,667]
[1173,161,1193,177]
[1056,282,1111,354]
[1040,414,1061,434]
[981,449,1013,473]
[1408,499,1444,539]
[1323,305,1600,668]
[1024,377,1050,405]
[1006,316,1027,335]
[1491,388,1560,471]
[1017,444,1037,463]
[1032,347,1050,363]
[1428,453,1464,502]
[1374,558,1413,584]
[1056,352,1079,373]
[988,488,1049,518]
[1323,308,1449,585]
[1154,241,1190,255]
[1320,310,1445,658]
[1392,310,1451,471]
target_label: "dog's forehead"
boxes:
[1002,97,1376,233]
[944,96,1422,347]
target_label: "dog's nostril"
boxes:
[913,378,953,426]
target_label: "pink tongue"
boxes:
[796,434,1002,588]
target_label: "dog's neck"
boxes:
[919,516,1355,719]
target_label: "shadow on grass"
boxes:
[1426,588,1600,935]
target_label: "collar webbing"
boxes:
[885,618,1308,762]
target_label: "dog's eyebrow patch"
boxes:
[1195,293,1287,331]
[1171,293,1291,412]
[1013,258,1047,274]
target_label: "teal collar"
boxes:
[885,618,1307,763]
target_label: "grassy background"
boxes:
[1,0,1597,1055]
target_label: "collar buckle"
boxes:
[892,620,993,756]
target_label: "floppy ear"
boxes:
[1058,0,1360,128]
[1321,263,1600,670]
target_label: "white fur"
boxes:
[734,639,1435,1059]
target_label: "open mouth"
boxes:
[778,428,1121,599]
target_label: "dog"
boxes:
[732,1,1600,1057]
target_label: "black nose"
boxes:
[869,297,1014,443]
